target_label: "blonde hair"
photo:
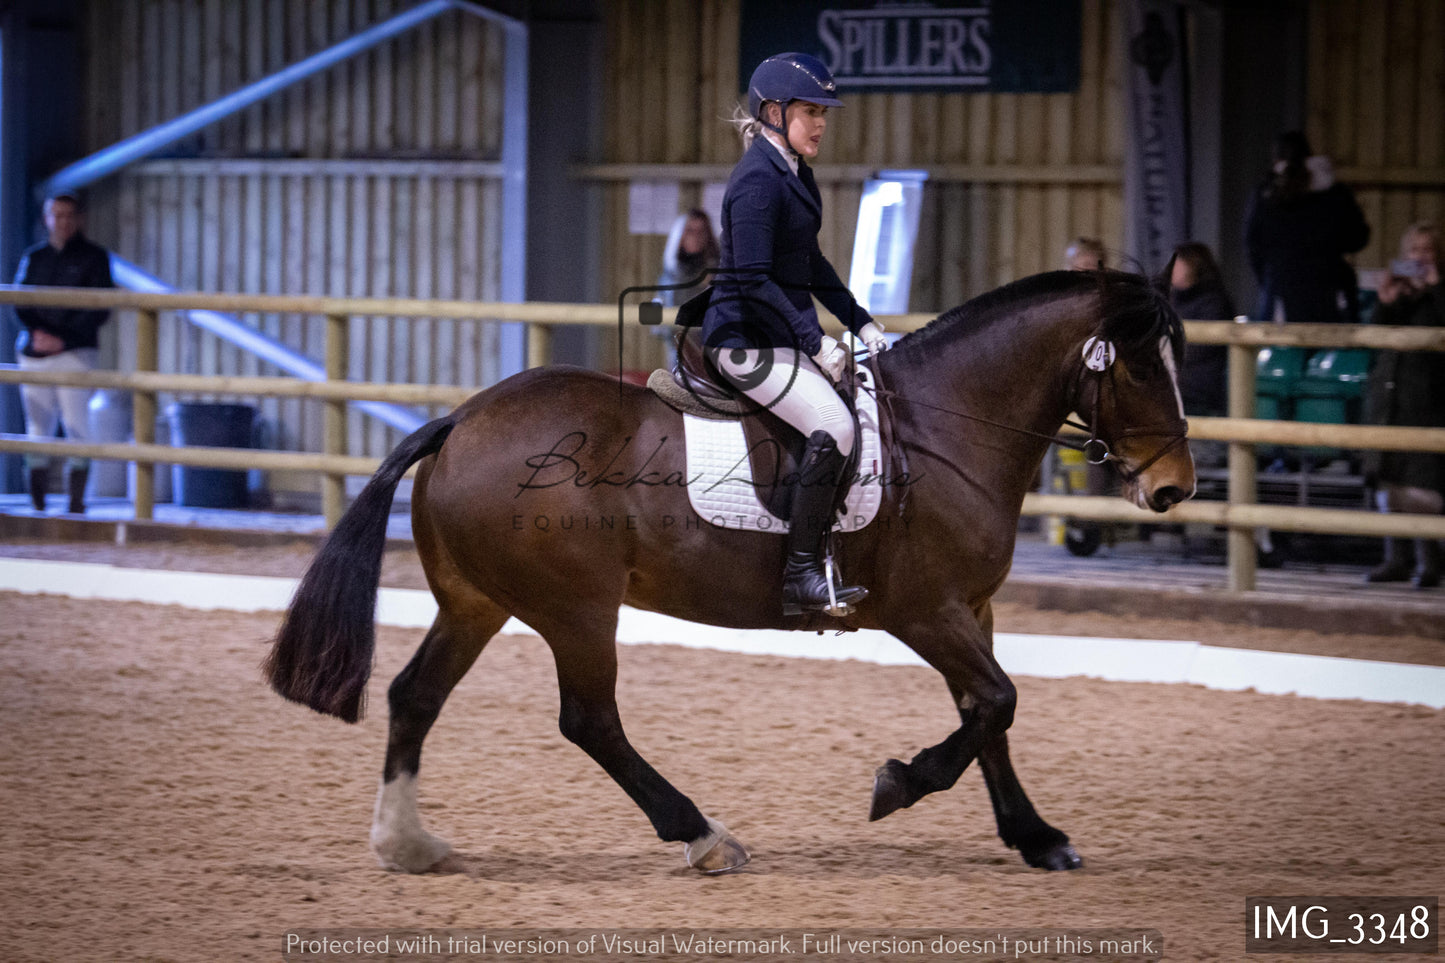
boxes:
[728,102,763,151]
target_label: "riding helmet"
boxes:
[747,52,844,124]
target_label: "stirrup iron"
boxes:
[823,554,848,617]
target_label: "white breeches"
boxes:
[710,346,855,455]
[18,348,99,469]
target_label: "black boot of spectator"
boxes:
[28,466,49,512]
[1413,540,1441,590]
[66,466,88,515]
[1365,537,1411,583]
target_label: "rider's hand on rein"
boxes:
[812,335,849,382]
[858,321,889,357]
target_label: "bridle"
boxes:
[1064,350,1190,484]
[861,333,1189,495]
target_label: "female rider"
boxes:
[702,52,888,614]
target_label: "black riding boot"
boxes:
[66,465,89,515]
[782,430,867,615]
[1413,540,1441,590]
[1365,537,1411,583]
[28,466,49,512]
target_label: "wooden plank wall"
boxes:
[79,0,507,459]
[600,0,1126,371]
[1308,0,1445,269]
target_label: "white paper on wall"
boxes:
[628,181,680,235]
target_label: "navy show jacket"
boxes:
[702,137,874,356]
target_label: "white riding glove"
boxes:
[811,335,848,383]
[858,321,889,357]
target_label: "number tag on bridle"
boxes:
[1082,337,1116,372]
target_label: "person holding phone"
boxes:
[1363,222,1445,588]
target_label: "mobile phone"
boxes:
[1389,258,1426,279]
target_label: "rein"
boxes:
[861,349,1188,487]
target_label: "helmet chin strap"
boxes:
[761,101,802,157]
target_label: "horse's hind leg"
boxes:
[545,611,750,874]
[978,733,1081,870]
[371,603,508,872]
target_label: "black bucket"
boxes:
[166,402,255,508]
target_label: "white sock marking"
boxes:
[370,773,451,872]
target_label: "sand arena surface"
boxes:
[0,553,1441,961]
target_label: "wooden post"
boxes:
[322,313,349,529]
[527,322,553,369]
[132,309,159,521]
[1227,340,1258,591]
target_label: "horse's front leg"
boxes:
[978,732,1081,870]
[970,601,1080,870]
[870,599,1016,821]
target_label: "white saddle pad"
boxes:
[683,369,884,533]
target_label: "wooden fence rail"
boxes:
[2,286,1442,591]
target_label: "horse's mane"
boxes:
[895,269,1184,368]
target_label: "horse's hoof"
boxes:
[684,816,751,875]
[371,828,452,873]
[691,835,752,875]
[868,759,912,822]
[1023,843,1083,871]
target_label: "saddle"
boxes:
[650,324,863,522]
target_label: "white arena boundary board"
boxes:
[0,557,1440,710]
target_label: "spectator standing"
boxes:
[1245,131,1370,323]
[13,192,115,514]
[657,209,719,307]
[1169,242,1235,417]
[1363,222,1445,589]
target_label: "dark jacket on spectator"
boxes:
[13,234,114,357]
[1171,281,1235,416]
[1363,283,1445,492]
[1245,161,1369,324]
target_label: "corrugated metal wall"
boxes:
[80,0,508,458]
[598,0,1127,371]
[1308,0,1445,268]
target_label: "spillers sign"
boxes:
[740,0,1081,94]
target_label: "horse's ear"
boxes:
[1151,254,1177,296]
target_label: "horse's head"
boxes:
[892,269,1197,513]
[1075,275,1196,513]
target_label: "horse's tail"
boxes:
[263,415,456,723]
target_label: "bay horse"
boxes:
[265,269,1195,875]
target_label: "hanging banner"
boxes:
[739,0,1081,94]
[1123,0,1190,274]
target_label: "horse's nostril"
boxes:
[1153,485,1187,509]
